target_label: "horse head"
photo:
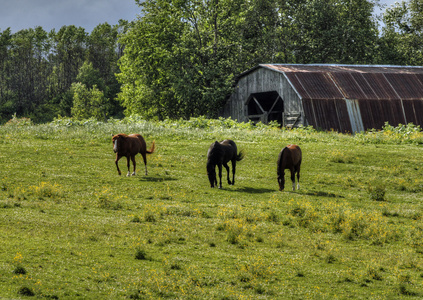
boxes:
[277,147,288,191]
[206,141,220,188]
[207,161,217,188]
[112,134,127,153]
[277,174,285,191]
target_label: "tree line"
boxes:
[1,0,423,124]
[0,21,129,123]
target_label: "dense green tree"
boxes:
[0,28,14,119]
[0,1,421,123]
[380,0,423,65]
[71,82,108,121]
[291,0,380,64]
[118,0,248,119]
[0,22,125,123]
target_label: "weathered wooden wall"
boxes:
[222,68,305,125]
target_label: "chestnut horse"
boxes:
[207,140,244,188]
[112,134,155,176]
[277,144,302,191]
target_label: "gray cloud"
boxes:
[0,0,399,34]
[0,0,139,33]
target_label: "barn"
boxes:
[222,64,423,132]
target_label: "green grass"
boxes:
[0,118,422,299]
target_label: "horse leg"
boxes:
[141,153,148,175]
[126,156,131,176]
[115,155,122,175]
[296,165,301,190]
[218,164,223,188]
[223,162,231,185]
[130,155,137,176]
[290,168,296,191]
[231,159,236,185]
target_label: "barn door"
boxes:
[246,91,283,124]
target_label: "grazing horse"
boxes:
[207,140,244,188]
[112,133,155,176]
[277,144,302,191]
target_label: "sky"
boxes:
[0,0,399,34]
[0,0,140,33]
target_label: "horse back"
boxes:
[287,144,301,166]
[220,140,238,162]
[278,144,301,172]
[208,140,237,164]
[128,134,146,154]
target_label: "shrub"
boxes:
[17,286,34,296]
[13,265,27,275]
[135,248,147,260]
[368,184,386,201]
[4,113,33,126]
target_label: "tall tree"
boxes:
[381,0,423,65]
[292,0,380,64]
[118,0,246,119]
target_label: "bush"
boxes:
[135,248,147,260]
[17,286,34,296]
[4,113,33,126]
[368,184,386,201]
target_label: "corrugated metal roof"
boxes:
[257,64,423,101]
[260,64,423,74]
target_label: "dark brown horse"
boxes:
[207,140,244,188]
[277,144,302,191]
[112,134,155,176]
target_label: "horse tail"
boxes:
[236,149,245,161]
[146,141,156,154]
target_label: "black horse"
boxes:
[207,140,244,188]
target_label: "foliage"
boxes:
[3,113,33,126]
[354,122,423,144]
[381,0,423,65]
[70,82,108,121]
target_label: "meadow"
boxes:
[0,116,422,299]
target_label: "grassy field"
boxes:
[0,117,422,299]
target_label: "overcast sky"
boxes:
[0,0,399,34]
[0,0,140,33]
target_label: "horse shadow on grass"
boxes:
[138,175,178,183]
[303,190,344,198]
[228,186,275,194]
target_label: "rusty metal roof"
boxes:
[256,64,423,101]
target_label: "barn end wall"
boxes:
[223,68,305,125]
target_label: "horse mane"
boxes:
[277,147,288,175]
[207,142,223,164]
[113,133,129,140]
